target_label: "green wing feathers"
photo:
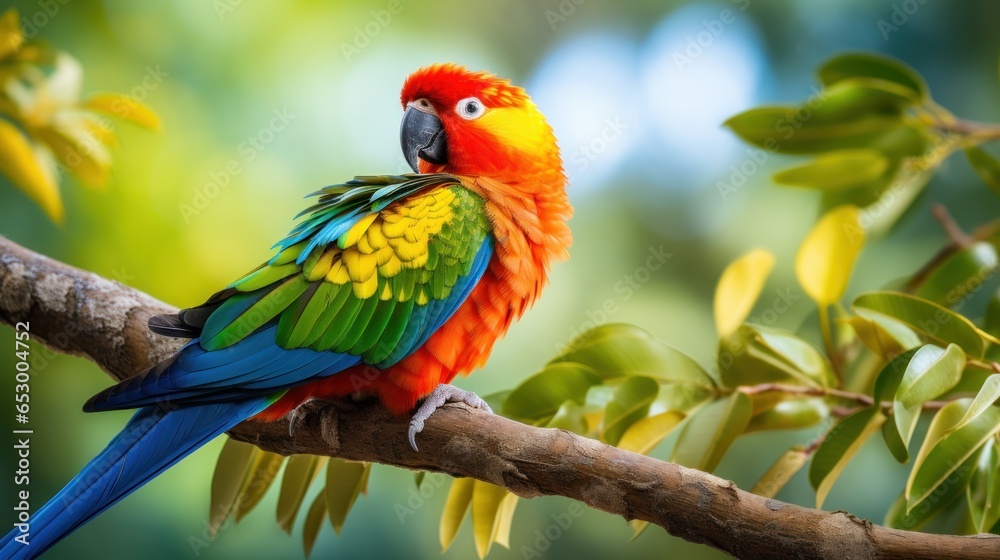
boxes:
[198,175,491,366]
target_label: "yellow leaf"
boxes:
[440,478,475,552]
[324,459,369,534]
[796,205,866,305]
[472,481,509,559]
[0,9,24,60]
[84,92,162,131]
[629,520,650,541]
[492,493,519,549]
[35,125,112,189]
[751,447,809,498]
[0,119,63,222]
[302,492,327,558]
[276,455,327,534]
[209,438,286,534]
[714,248,775,337]
[617,411,685,455]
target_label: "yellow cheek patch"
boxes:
[323,188,458,301]
[476,105,551,155]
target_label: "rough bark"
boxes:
[1,236,997,560]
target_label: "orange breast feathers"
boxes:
[267,177,571,418]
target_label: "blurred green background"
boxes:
[2,0,1000,558]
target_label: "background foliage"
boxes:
[3,1,1000,559]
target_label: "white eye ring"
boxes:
[455,97,486,120]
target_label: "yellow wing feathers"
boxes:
[302,188,458,300]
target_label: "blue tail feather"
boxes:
[0,397,272,559]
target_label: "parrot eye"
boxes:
[455,97,485,120]
[412,98,435,112]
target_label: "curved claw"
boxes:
[407,384,493,451]
[286,399,316,436]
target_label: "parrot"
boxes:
[0,63,572,558]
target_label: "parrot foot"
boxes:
[408,384,492,451]
[286,399,324,436]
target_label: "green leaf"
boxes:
[915,241,999,305]
[440,478,474,552]
[809,406,885,508]
[885,449,979,531]
[816,78,922,118]
[967,438,1000,533]
[547,400,589,435]
[502,363,601,422]
[481,390,512,413]
[324,460,370,534]
[719,325,833,389]
[848,308,923,359]
[755,325,837,388]
[745,398,827,433]
[906,399,1000,511]
[714,248,775,338]
[965,146,1000,198]
[210,438,286,534]
[854,291,992,359]
[984,289,1000,342]
[774,149,889,191]
[650,380,715,415]
[277,455,327,534]
[471,481,510,559]
[670,392,752,473]
[302,492,327,558]
[617,411,685,455]
[871,349,921,463]
[873,348,921,403]
[896,344,966,409]
[817,52,927,100]
[555,323,714,387]
[947,374,1000,436]
[414,471,427,491]
[882,409,915,464]
[751,446,810,498]
[796,205,866,306]
[724,109,905,155]
[601,376,660,445]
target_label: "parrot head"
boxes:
[400,63,563,187]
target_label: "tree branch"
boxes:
[1,236,997,560]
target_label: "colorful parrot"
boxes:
[0,63,571,558]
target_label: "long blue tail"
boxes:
[0,397,272,559]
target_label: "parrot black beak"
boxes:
[401,106,448,173]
